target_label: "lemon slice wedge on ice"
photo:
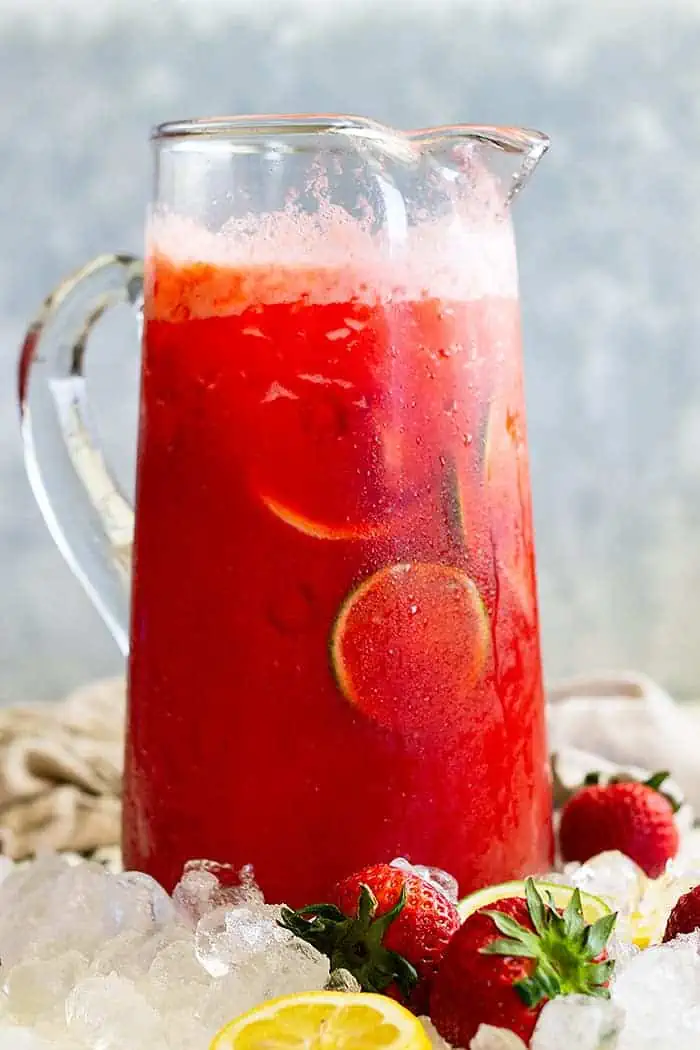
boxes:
[210,991,432,1050]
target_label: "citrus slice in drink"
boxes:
[330,562,490,736]
[210,991,431,1050]
[260,491,394,541]
[457,880,612,925]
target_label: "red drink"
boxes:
[124,248,553,905]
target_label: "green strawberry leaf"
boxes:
[585,960,616,987]
[643,770,682,813]
[584,913,618,959]
[645,771,671,792]
[562,889,587,946]
[525,878,547,937]
[483,909,540,947]
[515,962,561,1007]
[481,937,540,958]
[479,880,617,1013]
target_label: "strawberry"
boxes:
[429,879,616,1048]
[663,884,700,942]
[279,861,460,1008]
[558,771,680,879]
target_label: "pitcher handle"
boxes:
[18,253,144,656]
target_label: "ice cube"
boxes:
[0,856,70,913]
[194,903,287,978]
[110,871,175,929]
[227,863,265,907]
[194,971,265,1033]
[196,900,328,986]
[65,974,167,1050]
[146,939,211,1011]
[172,868,221,925]
[195,906,329,1028]
[531,995,625,1050]
[567,852,646,916]
[0,858,178,969]
[469,1025,528,1049]
[196,940,329,1037]
[160,1008,213,1050]
[0,856,72,958]
[613,933,700,1049]
[173,861,264,925]
[89,928,177,981]
[0,1027,64,1050]
[0,861,107,965]
[3,951,88,1025]
[390,858,459,903]
[261,934,330,999]
[607,934,640,969]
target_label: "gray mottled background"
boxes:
[2,0,700,703]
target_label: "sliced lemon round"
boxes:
[210,991,432,1050]
[457,880,612,924]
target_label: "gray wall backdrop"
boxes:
[2,0,700,703]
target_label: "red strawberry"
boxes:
[279,861,460,1009]
[429,879,616,1048]
[559,771,680,879]
[663,884,700,942]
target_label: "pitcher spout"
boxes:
[409,124,549,210]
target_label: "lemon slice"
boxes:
[210,991,432,1050]
[458,880,612,924]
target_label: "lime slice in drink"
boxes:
[330,562,490,736]
[458,880,612,925]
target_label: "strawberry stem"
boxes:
[279,882,418,1000]
[480,879,617,1008]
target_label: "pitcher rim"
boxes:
[152,113,550,159]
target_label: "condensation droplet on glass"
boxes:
[464,433,473,446]
[415,435,423,447]
[409,603,418,615]
[262,381,298,404]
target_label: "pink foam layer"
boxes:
[147,208,519,320]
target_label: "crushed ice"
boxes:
[0,857,328,1049]
[2,836,700,1047]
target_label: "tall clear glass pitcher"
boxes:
[19,115,553,904]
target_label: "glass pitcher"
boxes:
[19,114,553,905]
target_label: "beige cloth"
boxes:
[0,677,124,859]
[0,669,698,862]
[548,670,700,814]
